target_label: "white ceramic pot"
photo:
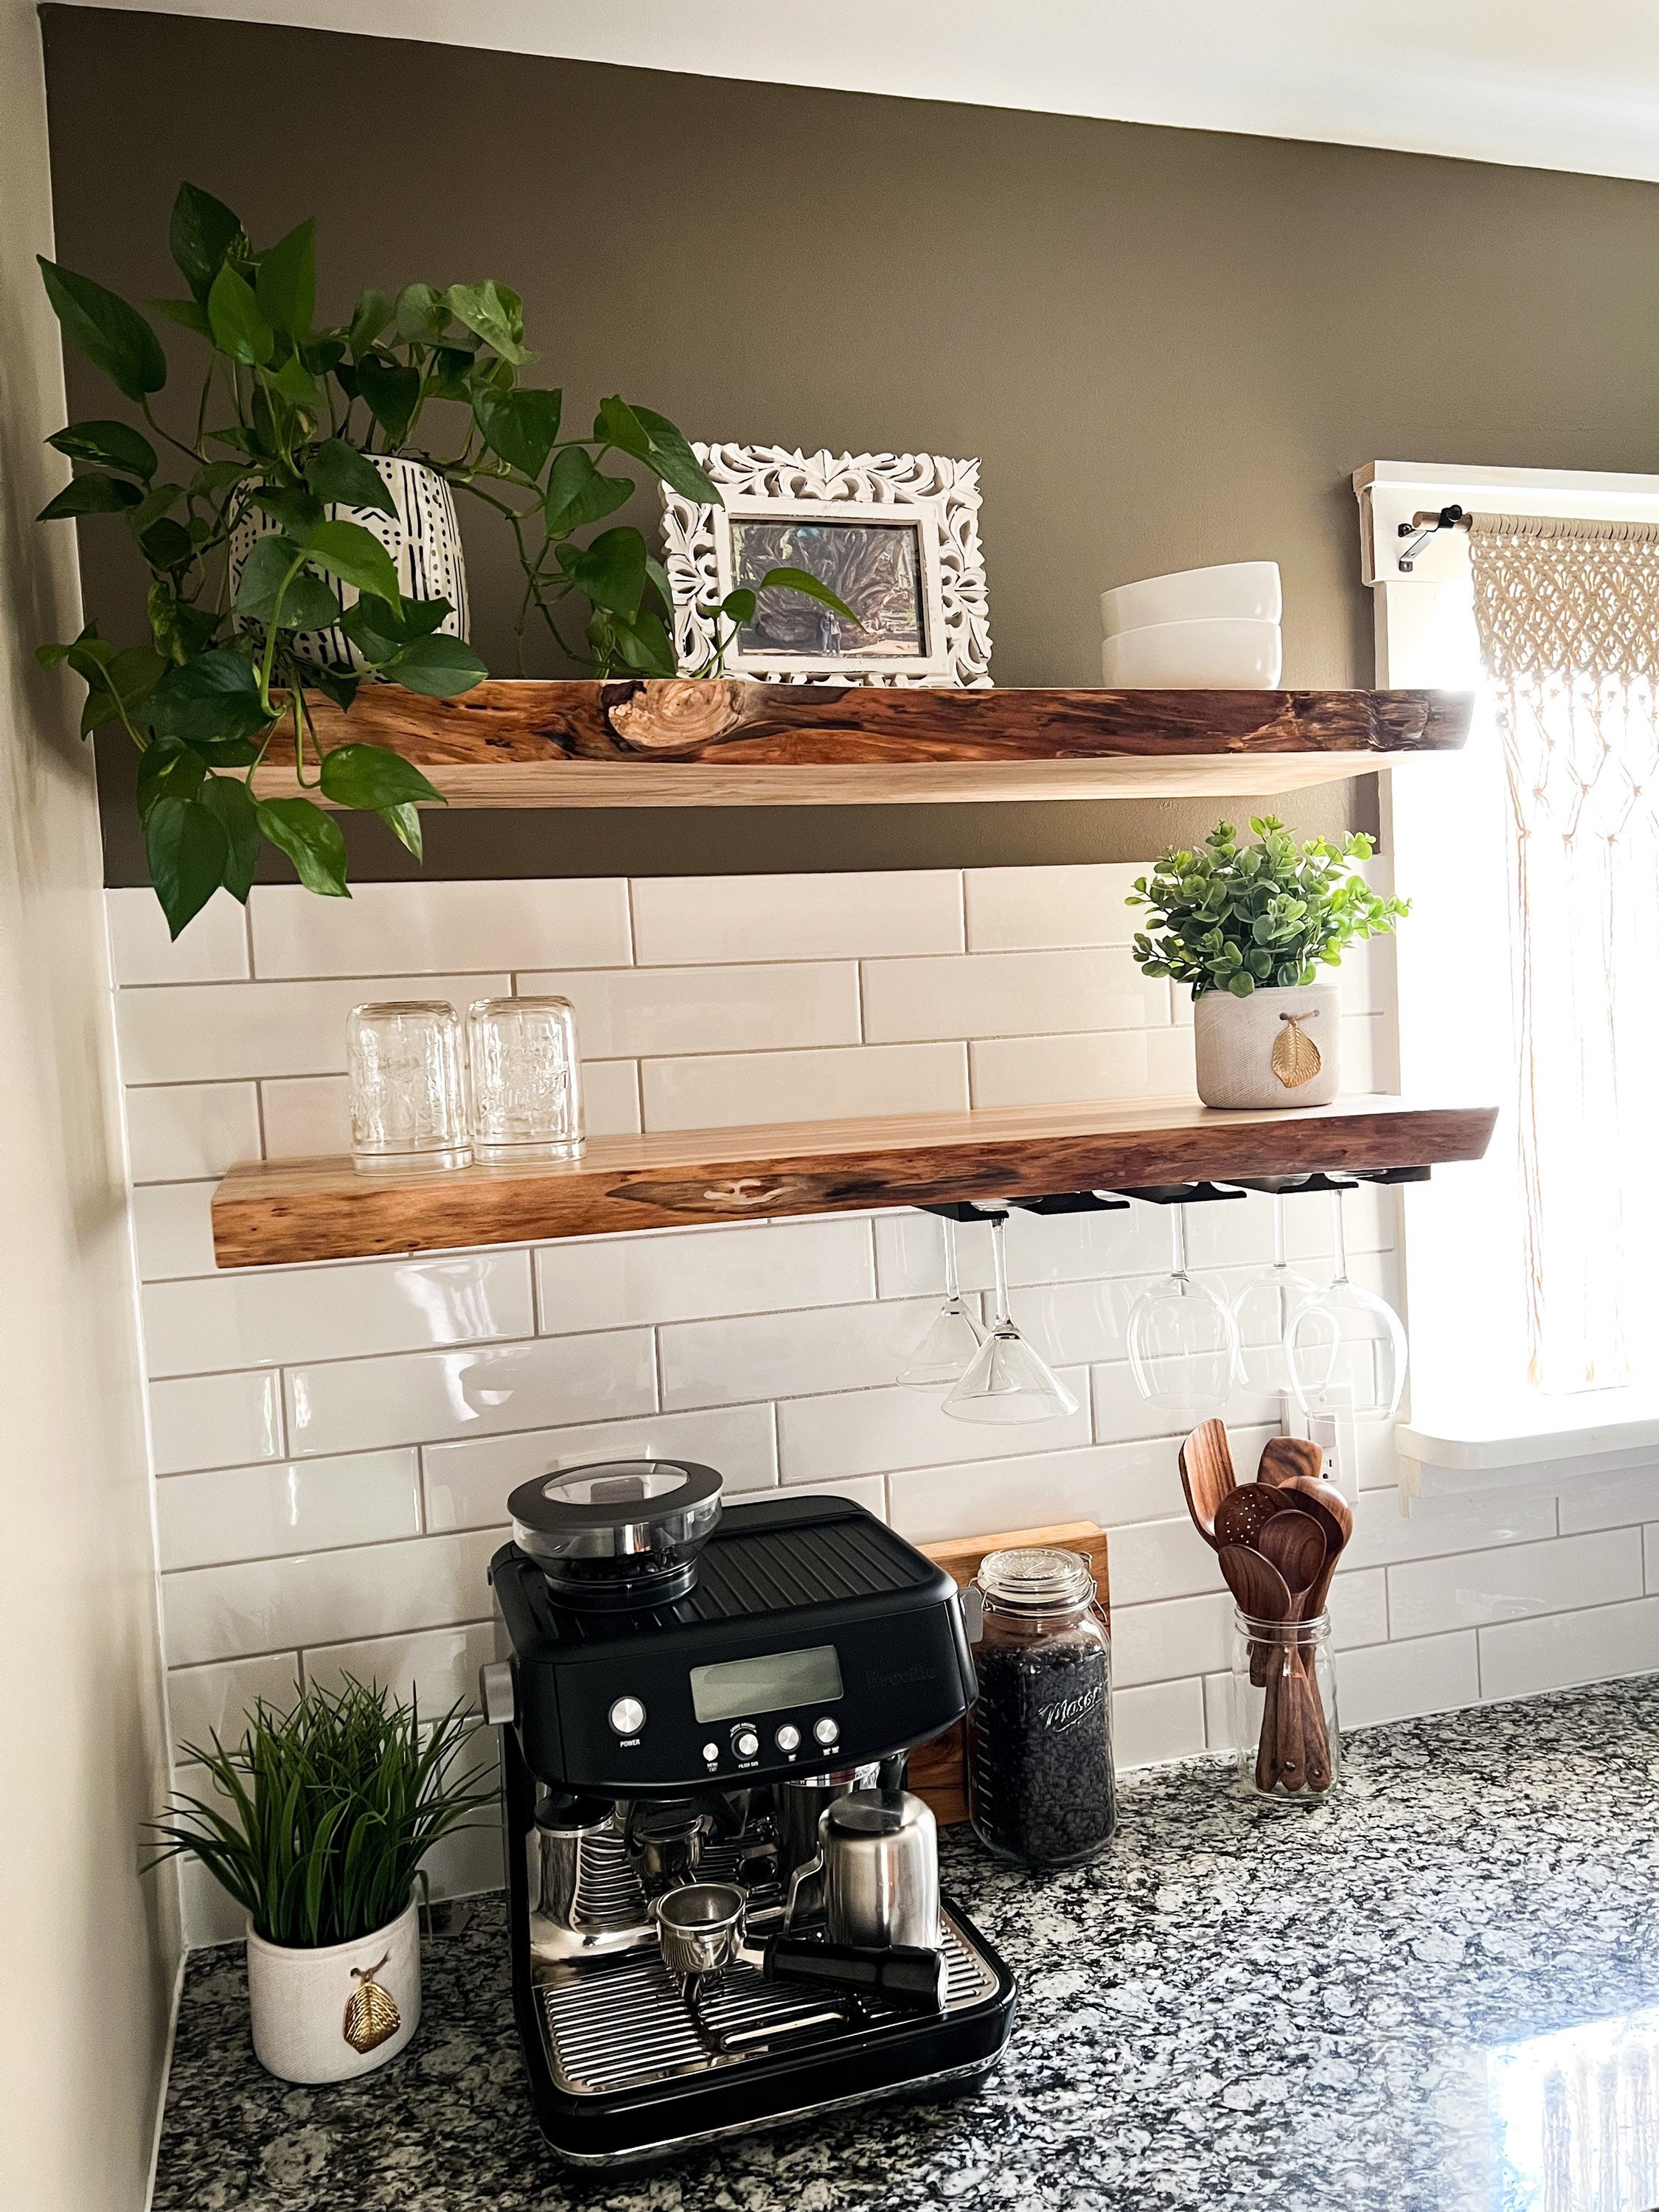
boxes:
[246,1896,421,2084]
[1192,983,1340,1109]
[1100,616,1282,689]
[229,453,469,673]
[1099,560,1282,638]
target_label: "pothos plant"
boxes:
[35,183,852,937]
[1127,817,1410,998]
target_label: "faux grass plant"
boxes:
[1127,815,1410,998]
[147,1676,493,1948]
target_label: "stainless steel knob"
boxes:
[775,1723,801,1753]
[608,1696,647,1736]
[731,1725,760,1759]
[813,1716,840,1746]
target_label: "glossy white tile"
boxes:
[161,1529,501,1666]
[861,947,1170,1045]
[167,1653,300,1752]
[1387,1530,1640,1640]
[775,1374,1091,1485]
[283,1331,656,1457]
[108,884,250,985]
[302,1621,495,1711]
[970,1027,1195,1110]
[535,1216,874,1335]
[963,864,1144,953]
[641,1042,968,1133]
[150,1368,283,1475]
[126,1082,261,1182]
[1478,1594,1659,1703]
[142,1251,535,1375]
[422,1402,779,1531]
[630,872,962,966]
[1112,1677,1207,1769]
[1344,1485,1559,1571]
[154,1450,422,1571]
[1558,1464,1659,1534]
[1106,1514,1227,1605]
[1110,1590,1235,1688]
[116,973,511,1085]
[249,878,632,978]
[1335,1631,1480,1729]
[131,1183,218,1282]
[1326,1566,1389,1649]
[661,1298,942,1411]
[515,962,859,1058]
[886,1436,1208,1546]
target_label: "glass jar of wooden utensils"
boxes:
[1228,1609,1341,1799]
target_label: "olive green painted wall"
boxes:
[40,7,1659,882]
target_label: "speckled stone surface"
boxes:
[153,1679,1659,2211]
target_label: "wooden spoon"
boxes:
[1257,1436,1324,1488]
[1214,1545,1299,1792]
[1178,1419,1237,1550]
[1283,1476,1354,1621]
[1258,1509,1332,1792]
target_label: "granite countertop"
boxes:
[154,1677,1659,2212]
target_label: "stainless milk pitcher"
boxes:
[786,1789,941,1950]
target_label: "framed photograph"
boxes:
[661,446,992,686]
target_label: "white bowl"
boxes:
[1100,617,1283,689]
[1100,561,1281,640]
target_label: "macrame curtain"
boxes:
[1466,512,1659,1390]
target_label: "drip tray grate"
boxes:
[538,1910,998,2097]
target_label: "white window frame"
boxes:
[1357,460,1659,1490]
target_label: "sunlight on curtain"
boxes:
[1467,514,1659,1391]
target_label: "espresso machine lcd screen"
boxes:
[689,1643,845,1722]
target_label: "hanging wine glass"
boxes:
[1231,1192,1322,1394]
[897,1215,987,1388]
[944,1211,1079,1424]
[1285,1187,1408,1422]
[1126,1200,1240,1424]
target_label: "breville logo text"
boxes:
[863,1662,937,1691]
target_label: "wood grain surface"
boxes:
[209,1094,1499,1268]
[248,680,1475,807]
[911,1519,1111,1828]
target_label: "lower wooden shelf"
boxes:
[209,1093,1498,1269]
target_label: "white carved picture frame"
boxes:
[660,445,992,687]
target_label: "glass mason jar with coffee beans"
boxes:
[965,1548,1116,1869]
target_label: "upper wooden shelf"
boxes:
[210,1094,1498,1268]
[254,680,1475,808]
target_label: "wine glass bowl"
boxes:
[1231,1192,1321,1394]
[1126,1202,1240,1425]
[1284,1189,1408,1422]
[896,1215,987,1388]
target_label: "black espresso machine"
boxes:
[480,1457,1017,2168]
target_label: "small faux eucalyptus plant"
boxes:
[1127,817,1409,998]
[35,181,851,938]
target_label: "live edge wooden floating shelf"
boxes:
[254,680,1476,807]
[210,1096,1499,1270]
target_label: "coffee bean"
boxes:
[967,1633,1116,1868]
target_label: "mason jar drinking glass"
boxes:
[346,1001,471,1173]
[465,996,585,1161]
[965,1547,1116,1868]
[1229,1609,1341,1799]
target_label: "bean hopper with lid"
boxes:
[481,1456,1017,2168]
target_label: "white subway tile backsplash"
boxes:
[1106,1515,1227,1604]
[776,1376,1091,1485]
[640,1043,969,1132]
[154,1451,422,1571]
[535,1217,874,1335]
[660,1298,942,1411]
[1335,1632,1480,1730]
[150,1369,284,1475]
[1112,1677,1208,1768]
[1558,1465,1659,1534]
[1478,1593,1659,1703]
[284,1331,656,1458]
[249,879,632,979]
[116,973,511,1085]
[631,872,962,966]
[126,1082,260,1182]
[142,1252,535,1375]
[162,1529,501,1666]
[109,885,250,985]
[1345,1486,1559,1571]
[1111,1591,1235,1688]
[302,1621,495,1712]
[1327,1567,1390,1650]
[969,1027,1194,1110]
[167,1653,299,1752]
[862,947,1169,1045]
[132,1183,218,1281]
[963,865,1143,953]
[885,1436,1199,1546]
[1387,1531,1641,1640]
[517,962,859,1058]
[422,1402,779,1531]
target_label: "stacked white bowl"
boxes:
[1099,561,1282,687]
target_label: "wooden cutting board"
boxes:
[910,1519,1110,1827]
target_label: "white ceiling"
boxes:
[61,0,1659,184]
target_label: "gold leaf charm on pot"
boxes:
[1272,1012,1322,1090]
[342,1952,400,2054]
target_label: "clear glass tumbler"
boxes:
[1228,1609,1340,1800]
[347,1001,471,1173]
[466,996,585,1162]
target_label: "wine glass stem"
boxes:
[1273,1192,1287,1270]
[1170,1203,1189,1281]
[1330,1189,1350,1285]
[989,1213,1013,1329]
[942,1216,963,1302]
